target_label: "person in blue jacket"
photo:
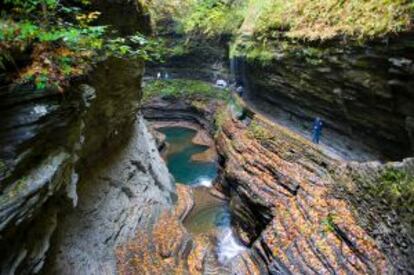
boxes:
[312,117,323,144]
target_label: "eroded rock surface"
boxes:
[43,117,175,274]
[0,1,157,272]
[335,158,414,273]
[216,112,390,274]
[236,33,414,161]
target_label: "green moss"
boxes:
[143,79,231,102]
[357,168,414,229]
[214,107,229,134]
[250,0,413,41]
[0,159,6,171]
[247,120,274,141]
[376,168,414,206]
[321,213,336,233]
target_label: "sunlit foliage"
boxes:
[0,0,161,91]
[250,0,414,41]
[147,0,413,41]
[143,79,231,102]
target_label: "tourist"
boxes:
[157,72,161,79]
[236,85,244,97]
[312,117,323,144]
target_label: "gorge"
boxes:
[0,0,413,274]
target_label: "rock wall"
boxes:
[144,95,403,273]
[0,1,176,274]
[335,158,414,273]
[216,111,391,274]
[236,33,414,161]
[146,32,231,81]
[142,97,217,131]
[43,116,175,274]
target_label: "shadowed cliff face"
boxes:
[235,34,414,161]
[0,1,177,274]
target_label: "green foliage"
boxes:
[105,34,167,61]
[147,0,246,37]
[358,168,414,229]
[232,40,274,64]
[143,79,231,102]
[321,213,336,233]
[0,0,161,91]
[250,0,414,41]
[214,107,228,134]
[377,168,414,207]
[149,0,412,41]
[170,44,189,57]
[180,0,246,37]
[247,120,274,140]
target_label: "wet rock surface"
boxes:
[116,184,259,275]
[236,33,414,161]
[142,93,413,274]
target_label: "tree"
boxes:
[0,0,161,91]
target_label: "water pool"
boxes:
[158,126,245,264]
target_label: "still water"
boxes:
[158,127,246,264]
[158,127,217,186]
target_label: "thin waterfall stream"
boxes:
[158,127,246,265]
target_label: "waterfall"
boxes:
[215,211,246,264]
[196,177,213,187]
[217,228,246,264]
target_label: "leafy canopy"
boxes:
[0,0,163,91]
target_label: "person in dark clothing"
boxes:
[312,117,323,144]
[236,85,244,97]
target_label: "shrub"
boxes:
[143,79,231,102]
[251,0,413,41]
[0,0,163,91]
[247,120,274,141]
[214,106,229,134]
[377,168,414,208]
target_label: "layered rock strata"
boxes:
[0,1,167,273]
[43,116,175,274]
[216,111,391,274]
[235,33,414,161]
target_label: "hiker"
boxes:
[312,117,323,144]
[164,72,170,79]
[157,72,161,79]
[236,85,244,97]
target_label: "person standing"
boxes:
[236,85,244,97]
[312,117,323,144]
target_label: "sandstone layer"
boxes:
[234,33,414,161]
[216,108,413,273]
